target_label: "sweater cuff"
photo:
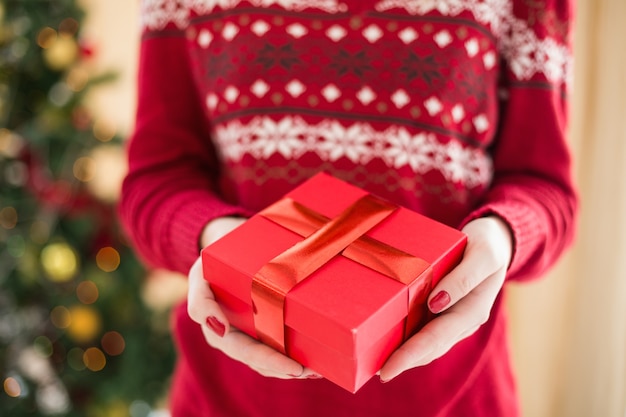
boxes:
[460,200,543,279]
[163,190,249,274]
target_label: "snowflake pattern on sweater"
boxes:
[134,0,574,224]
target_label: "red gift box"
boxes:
[202,173,467,392]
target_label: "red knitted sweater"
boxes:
[119,1,577,416]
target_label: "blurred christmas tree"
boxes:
[0,1,177,416]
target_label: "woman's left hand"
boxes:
[379,216,514,382]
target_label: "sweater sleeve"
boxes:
[118,23,246,274]
[462,0,578,282]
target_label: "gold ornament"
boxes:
[43,33,78,70]
[66,305,102,343]
[41,242,78,282]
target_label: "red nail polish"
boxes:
[429,291,451,314]
[206,316,226,337]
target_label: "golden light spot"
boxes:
[43,33,79,70]
[93,119,116,142]
[0,206,18,229]
[0,128,23,158]
[66,305,102,343]
[51,306,71,329]
[96,247,120,272]
[41,242,78,282]
[101,331,125,356]
[77,281,99,304]
[37,27,57,49]
[73,156,96,182]
[83,347,106,371]
[3,377,21,398]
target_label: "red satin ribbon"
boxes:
[251,196,431,354]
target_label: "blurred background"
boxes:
[0,1,624,417]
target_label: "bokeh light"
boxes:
[66,305,102,343]
[3,377,21,398]
[73,156,96,182]
[41,242,79,282]
[6,235,25,258]
[101,331,125,356]
[58,17,79,35]
[34,336,54,358]
[37,27,57,49]
[43,33,78,70]
[83,347,106,371]
[96,246,120,272]
[67,347,85,371]
[50,305,71,329]
[0,206,18,229]
[76,280,99,304]
[93,119,116,142]
[87,145,128,203]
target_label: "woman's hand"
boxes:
[379,216,514,382]
[187,216,321,379]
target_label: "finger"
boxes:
[201,326,308,379]
[187,257,229,336]
[427,235,507,314]
[380,270,505,382]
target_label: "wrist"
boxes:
[199,216,246,250]
[483,215,514,268]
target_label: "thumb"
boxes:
[187,256,229,337]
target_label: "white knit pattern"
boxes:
[213,116,493,188]
[375,0,572,86]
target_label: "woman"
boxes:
[119,1,578,415]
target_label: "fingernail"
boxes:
[429,291,451,314]
[380,377,389,384]
[206,316,226,337]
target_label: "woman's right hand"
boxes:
[186,216,321,379]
